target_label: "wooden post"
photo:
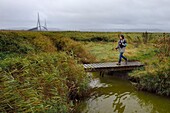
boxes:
[100,71,104,77]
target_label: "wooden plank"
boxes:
[83,64,88,68]
[84,62,142,68]
[83,61,144,72]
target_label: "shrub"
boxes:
[32,35,56,52]
[0,31,35,54]
[129,56,170,96]
[0,31,96,63]
[51,37,96,63]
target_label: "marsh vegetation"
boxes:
[0,31,169,112]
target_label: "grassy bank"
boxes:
[0,31,170,112]
[0,31,94,112]
[129,36,170,96]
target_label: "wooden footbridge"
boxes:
[83,61,144,72]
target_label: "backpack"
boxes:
[119,39,127,48]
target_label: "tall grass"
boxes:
[0,31,93,112]
[0,52,90,112]
[129,36,170,96]
[0,30,170,113]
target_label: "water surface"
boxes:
[76,72,170,113]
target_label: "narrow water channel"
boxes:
[75,72,170,113]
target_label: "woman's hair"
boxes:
[120,34,124,39]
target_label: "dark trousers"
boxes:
[119,52,127,63]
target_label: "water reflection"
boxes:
[112,92,130,113]
[75,72,170,113]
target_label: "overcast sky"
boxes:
[0,0,170,30]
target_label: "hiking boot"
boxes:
[116,63,121,65]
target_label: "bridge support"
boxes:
[100,71,105,77]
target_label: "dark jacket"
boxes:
[116,39,127,52]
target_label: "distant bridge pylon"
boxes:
[28,13,48,31]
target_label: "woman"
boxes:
[115,34,128,65]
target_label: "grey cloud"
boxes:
[0,0,170,30]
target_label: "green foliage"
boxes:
[0,31,95,63]
[71,35,115,42]
[155,35,170,57]
[129,36,170,96]
[51,37,96,63]
[0,31,35,54]
[0,52,89,112]
[64,31,170,97]
[0,31,93,112]
[0,30,170,112]
[130,62,170,96]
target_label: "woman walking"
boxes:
[115,34,128,65]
